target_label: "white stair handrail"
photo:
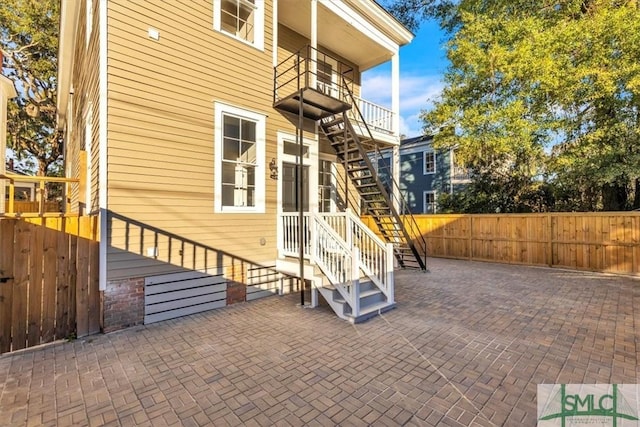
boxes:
[310,213,359,315]
[344,209,394,301]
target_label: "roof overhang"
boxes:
[56,0,81,130]
[279,0,414,71]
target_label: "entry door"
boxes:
[281,162,309,212]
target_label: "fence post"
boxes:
[547,213,553,267]
[386,243,395,304]
[8,183,14,214]
[351,247,360,317]
[468,215,473,260]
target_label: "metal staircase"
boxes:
[320,110,427,270]
[273,45,427,275]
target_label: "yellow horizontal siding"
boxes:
[106,0,281,280]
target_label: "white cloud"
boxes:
[361,71,444,138]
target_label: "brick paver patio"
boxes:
[1,258,639,426]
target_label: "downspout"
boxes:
[99,0,108,292]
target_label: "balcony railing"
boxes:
[274,45,397,136]
[274,45,355,107]
[452,166,471,181]
[349,96,395,135]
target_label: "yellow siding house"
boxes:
[57,0,421,331]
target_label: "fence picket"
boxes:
[364,213,640,276]
[0,221,15,353]
[0,216,100,354]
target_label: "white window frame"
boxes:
[423,151,436,175]
[214,102,266,213]
[318,155,337,213]
[213,0,264,50]
[423,191,437,214]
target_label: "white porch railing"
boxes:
[349,96,395,135]
[280,211,395,314]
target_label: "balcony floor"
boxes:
[274,87,352,121]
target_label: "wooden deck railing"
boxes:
[1,174,79,216]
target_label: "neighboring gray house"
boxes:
[375,135,470,214]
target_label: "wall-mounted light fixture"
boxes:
[269,158,278,180]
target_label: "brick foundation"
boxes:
[104,277,144,332]
[226,281,246,305]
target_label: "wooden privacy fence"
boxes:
[363,212,640,275]
[0,216,100,354]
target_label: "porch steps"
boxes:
[315,280,395,324]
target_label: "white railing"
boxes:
[345,210,394,303]
[281,213,311,257]
[349,96,395,135]
[280,211,395,312]
[311,216,360,313]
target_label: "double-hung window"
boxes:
[213,0,264,50]
[214,103,265,213]
[423,151,436,174]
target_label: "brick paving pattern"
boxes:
[1,258,639,426]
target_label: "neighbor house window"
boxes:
[423,151,436,174]
[214,102,265,213]
[213,0,264,50]
[424,191,437,214]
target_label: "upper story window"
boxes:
[213,0,264,50]
[214,102,266,213]
[423,151,436,174]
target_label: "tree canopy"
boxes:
[1,0,61,176]
[384,0,640,211]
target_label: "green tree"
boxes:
[385,0,640,211]
[1,0,61,176]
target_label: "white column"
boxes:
[0,76,17,214]
[310,0,318,88]
[391,51,400,139]
[392,144,400,215]
[272,0,278,68]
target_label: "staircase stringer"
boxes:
[321,112,426,271]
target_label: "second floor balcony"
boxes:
[274,46,398,145]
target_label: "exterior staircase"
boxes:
[273,45,427,323]
[320,110,427,271]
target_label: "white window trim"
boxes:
[423,150,436,175]
[318,154,337,213]
[423,190,437,214]
[214,102,266,213]
[213,0,265,51]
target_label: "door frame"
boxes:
[276,131,318,257]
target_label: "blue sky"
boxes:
[362,20,449,138]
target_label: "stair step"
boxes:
[322,118,344,127]
[325,128,346,137]
[355,182,378,189]
[351,301,396,324]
